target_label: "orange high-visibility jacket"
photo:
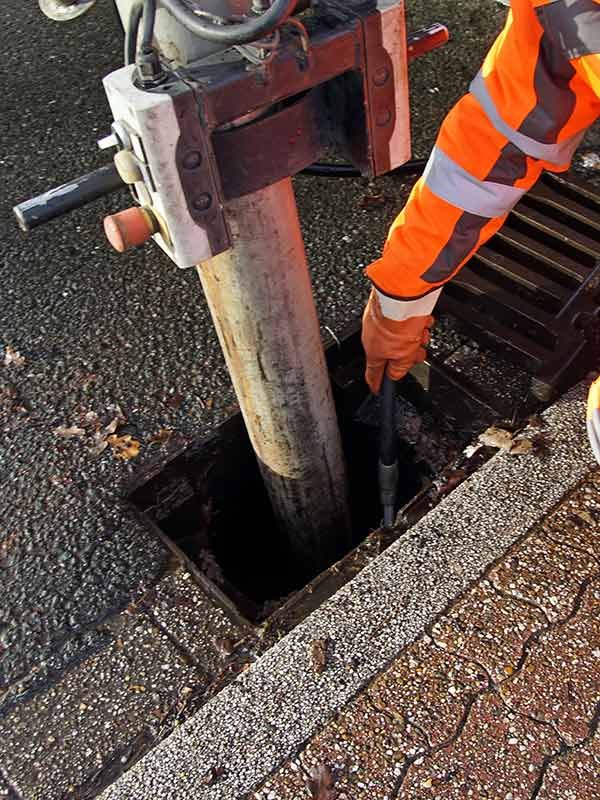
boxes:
[366,0,600,322]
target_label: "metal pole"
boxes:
[196,178,352,575]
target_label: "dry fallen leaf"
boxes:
[107,434,141,461]
[83,411,100,428]
[214,637,235,658]
[307,763,337,800]
[128,684,146,693]
[478,426,515,450]
[54,425,86,438]
[526,414,544,429]
[575,510,595,526]
[508,437,533,456]
[149,428,174,446]
[361,193,390,210]
[200,765,226,787]
[165,392,184,410]
[3,345,25,368]
[0,532,17,564]
[86,410,128,455]
[437,468,467,498]
[103,416,122,436]
[530,433,550,457]
[89,431,109,457]
[0,384,17,411]
[310,638,329,675]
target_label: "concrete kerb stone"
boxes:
[99,380,596,800]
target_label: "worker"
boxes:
[361,0,600,464]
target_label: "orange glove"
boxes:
[587,376,600,464]
[361,289,434,395]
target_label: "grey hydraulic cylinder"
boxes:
[196,178,352,574]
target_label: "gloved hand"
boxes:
[361,288,434,394]
[587,376,600,463]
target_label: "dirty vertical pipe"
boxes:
[196,178,352,574]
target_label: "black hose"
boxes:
[379,374,398,468]
[378,373,399,528]
[125,0,143,65]
[141,0,157,53]
[159,0,298,45]
[301,158,428,178]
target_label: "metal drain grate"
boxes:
[439,171,600,399]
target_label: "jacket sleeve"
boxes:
[366,0,600,314]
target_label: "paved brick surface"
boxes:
[431,578,548,684]
[0,612,201,800]
[254,694,426,800]
[398,691,560,799]
[537,729,600,799]
[253,471,600,800]
[367,640,489,748]
[500,578,600,746]
[147,568,253,673]
[488,534,598,623]
[541,471,600,562]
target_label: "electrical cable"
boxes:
[141,0,157,53]
[159,0,298,46]
[124,0,144,65]
[300,158,428,178]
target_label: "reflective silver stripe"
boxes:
[423,145,525,217]
[470,71,584,164]
[376,287,441,321]
[420,211,488,283]
[539,0,600,59]
[520,30,577,144]
[485,142,528,186]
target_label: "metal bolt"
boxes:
[193,193,212,212]
[376,109,393,127]
[182,151,203,170]
[373,67,390,87]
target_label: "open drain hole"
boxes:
[131,331,499,625]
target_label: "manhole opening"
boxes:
[131,325,506,625]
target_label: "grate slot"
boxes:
[542,172,600,215]
[529,180,600,230]
[453,269,559,347]
[516,199,600,254]
[440,293,552,368]
[475,246,569,310]
[494,226,589,288]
